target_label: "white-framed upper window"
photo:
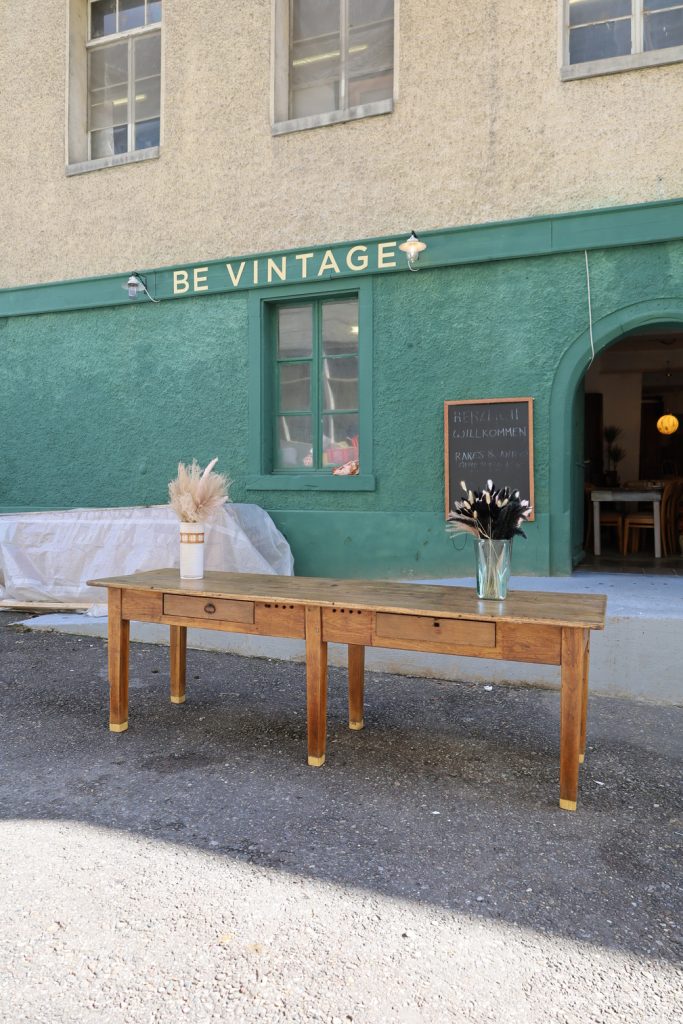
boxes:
[562,1,683,78]
[86,0,162,160]
[272,0,395,135]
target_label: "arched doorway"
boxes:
[549,302,683,574]
[580,325,683,567]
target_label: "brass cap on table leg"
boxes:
[307,755,325,767]
[171,695,186,704]
[109,721,128,733]
[559,798,577,811]
[579,753,585,764]
[349,719,364,731]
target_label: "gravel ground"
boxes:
[0,610,681,1023]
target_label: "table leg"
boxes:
[305,606,328,767]
[348,644,365,730]
[579,631,590,766]
[170,625,187,704]
[108,588,129,733]
[653,500,662,558]
[559,627,583,811]
[592,499,601,556]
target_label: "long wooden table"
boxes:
[89,570,606,811]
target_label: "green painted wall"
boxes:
[1,296,250,509]
[2,212,682,578]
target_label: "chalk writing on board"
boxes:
[444,399,534,520]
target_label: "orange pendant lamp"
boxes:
[657,413,679,435]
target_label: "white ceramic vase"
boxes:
[179,521,205,579]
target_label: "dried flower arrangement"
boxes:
[446,480,533,541]
[168,458,230,523]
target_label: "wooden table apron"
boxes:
[89,570,607,812]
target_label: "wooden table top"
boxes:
[591,488,661,501]
[89,569,607,630]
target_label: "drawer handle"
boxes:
[204,602,216,615]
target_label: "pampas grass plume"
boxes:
[169,458,231,523]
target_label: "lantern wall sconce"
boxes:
[123,272,159,303]
[398,231,427,272]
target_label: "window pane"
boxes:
[134,78,160,121]
[90,84,128,129]
[277,416,313,469]
[279,363,311,413]
[135,117,159,149]
[89,43,128,131]
[119,0,146,32]
[278,306,313,358]
[644,0,683,10]
[147,0,163,24]
[89,41,128,90]
[135,33,161,79]
[290,74,340,118]
[644,8,683,49]
[91,0,116,39]
[348,22,394,107]
[322,300,359,356]
[569,0,631,28]
[322,414,359,467]
[134,34,161,126]
[292,0,340,40]
[569,19,632,62]
[349,0,394,27]
[322,356,358,412]
[90,124,128,158]
[290,40,341,117]
[290,0,341,117]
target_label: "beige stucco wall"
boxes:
[1,0,682,288]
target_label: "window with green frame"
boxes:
[274,296,360,471]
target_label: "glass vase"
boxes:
[475,539,512,600]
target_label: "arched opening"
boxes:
[549,302,683,575]
[579,324,683,570]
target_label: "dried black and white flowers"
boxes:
[447,480,533,541]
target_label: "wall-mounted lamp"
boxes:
[399,230,427,272]
[123,272,159,302]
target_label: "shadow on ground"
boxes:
[1,611,681,964]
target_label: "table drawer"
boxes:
[375,612,495,648]
[163,593,254,625]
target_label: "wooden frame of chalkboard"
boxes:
[444,398,535,521]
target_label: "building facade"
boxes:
[1,1,682,576]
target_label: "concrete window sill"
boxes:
[66,147,160,177]
[272,100,393,136]
[561,45,683,81]
[246,474,376,492]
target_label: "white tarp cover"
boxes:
[0,504,293,611]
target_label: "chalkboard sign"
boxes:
[444,398,535,520]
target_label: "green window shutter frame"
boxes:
[246,276,375,492]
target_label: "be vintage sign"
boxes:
[170,240,402,296]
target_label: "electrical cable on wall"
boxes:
[584,250,595,370]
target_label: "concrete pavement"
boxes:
[0,611,681,1023]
